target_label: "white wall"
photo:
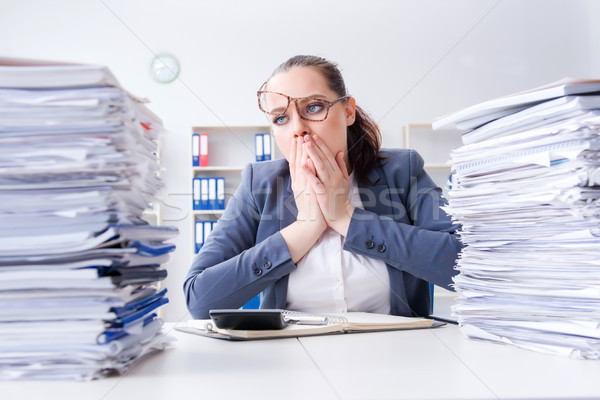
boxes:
[1,0,597,322]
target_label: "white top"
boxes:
[286,174,391,314]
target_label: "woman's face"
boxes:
[264,67,356,167]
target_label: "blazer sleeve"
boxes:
[183,164,296,319]
[343,150,462,289]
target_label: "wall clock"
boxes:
[150,53,180,83]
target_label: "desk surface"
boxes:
[3,323,599,400]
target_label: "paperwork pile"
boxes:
[434,79,600,359]
[0,58,179,380]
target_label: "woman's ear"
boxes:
[345,97,357,126]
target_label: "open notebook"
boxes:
[176,310,444,340]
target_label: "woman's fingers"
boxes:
[304,135,333,182]
[289,135,297,175]
[305,156,317,176]
[312,135,338,171]
[295,136,303,177]
[303,166,324,194]
[301,140,310,168]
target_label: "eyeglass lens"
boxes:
[259,92,329,121]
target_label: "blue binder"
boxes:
[203,220,213,246]
[208,178,217,209]
[200,178,209,210]
[192,133,200,166]
[193,178,201,210]
[217,177,225,209]
[255,134,264,162]
[194,221,203,253]
[263,134,271,161]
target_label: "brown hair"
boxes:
[266,55,383,184]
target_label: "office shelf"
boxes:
[190,125,279,255]
[192,166,246,172]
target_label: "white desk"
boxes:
[300,325,600,400]
[3,323,599,400]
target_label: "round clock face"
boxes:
[150,54,180,83]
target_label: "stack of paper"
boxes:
[0,58,178,380]
[434,79,600,359]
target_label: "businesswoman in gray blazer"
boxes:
[184,55,462,319]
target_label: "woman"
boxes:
[184,55,461,319]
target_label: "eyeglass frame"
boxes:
[257,84,351,123]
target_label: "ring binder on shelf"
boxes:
[200,178,209,210]
[199,133,208,167]
[203,221,213,247]
[255,133,264,162]
[208,178,217,210]
[217,177,225,209]
[263,134,271,161]
[195,221,203,253]
[193,178,201,210]
[192,133,200,167]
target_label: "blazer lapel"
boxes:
[275,172,295,309]
[358,162,394,218]
[279,174,297,231]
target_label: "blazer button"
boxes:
[365,240,374,249]
[264,261,272,269]
[378,244,386,253]
[253,267,262,276]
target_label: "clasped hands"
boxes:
[289,134,356,236]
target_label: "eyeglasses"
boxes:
[257,86,350,124]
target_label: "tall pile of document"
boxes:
[433,79,600,359]
[0,58,178,379]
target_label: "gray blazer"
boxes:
[184,148,462,319]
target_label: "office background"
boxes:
[1,0,598,322]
